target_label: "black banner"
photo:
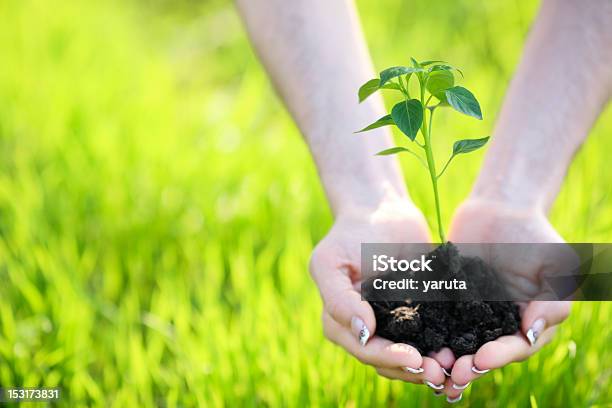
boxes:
[360,243,612,301]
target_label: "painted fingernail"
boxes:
[402,366,424,374]
[351,317,370,347]
[526,318,546,347]
[447,394,463,404]
[422,380,444,390]
[442,367,451,377]
[452,382,470,390]
[433,391,443,397]
[471,366,490,374]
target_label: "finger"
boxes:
[375,367,422,384]
[522,301,571,346]
[429,347,456,376]
[376,357,444,387]
[420,357,447,390]
[441,377,463,403]
[473,327,557,371]
[447,354,482,398]
[310,253,377,344]
[322,312,423,369]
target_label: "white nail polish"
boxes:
[442,367,451,377]
[402,366,424,374]
[526,318,546,347]
[452,382,470,390]
[471,366,490,374]
[423,380,444,390]
[351,317,370,347]
[447,394,463,403]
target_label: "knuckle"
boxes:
[561,301,572,319]
[352,351,369,365]
[308,240,332,280]
[324,297,345,322]
[308,248,321,279]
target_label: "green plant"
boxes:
[357,58,489,243]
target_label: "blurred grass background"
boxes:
[0,0,610,406]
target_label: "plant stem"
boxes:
[437,154,455,180]
[419,93,446,243]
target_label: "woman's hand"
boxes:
[440,199,572,401]
[310,199,451,389]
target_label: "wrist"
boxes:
[468,160,551,214]
[335,192,418,221]
[458,195,546,219]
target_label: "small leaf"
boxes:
[429,64,464,77]
[426,70,454,101]
[358,79,381,103]
[379,66,422,87]
[420,60,447,66]
[445,86,483,119]
[355,114,394,133]
[452,137,490,155]
[410,57,421,68]
[376,147,409,156]
[391,99,423,141]
[381,82,402,91]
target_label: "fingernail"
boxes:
[447,394,463,404]
[422,380,444,390]
[526,318,546,347]
[351,316,370,347]
[403,366,424,374]
[452,382,470,390]
[471,366,490,374]
[442,367,451,377]
[433,391,443,397]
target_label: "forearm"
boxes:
[236,0,409,216]
[471,0,612,212]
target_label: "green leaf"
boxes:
[420,60,447,66]
[426,70,454,101]
[429,64,464,77]
[358,79,404,103]
[376,147,410,156]
[379,66,422,87]
[391,99,423,141]
[410,57,421,68]
[445,86,483,119]
[358,79,381,103]
[452,137,490,155]
[355,114,394,133]
[381,82,402,91]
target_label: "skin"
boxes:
[442,0,612,398]
[236,0,612,398]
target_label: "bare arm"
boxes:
[236,0,409,216]
[471,0,612,212]
[445,0,612,399]
[236,0,450,389]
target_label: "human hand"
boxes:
[310,199,453,390]
[439,199,572,401]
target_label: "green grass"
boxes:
[0,0,610,406]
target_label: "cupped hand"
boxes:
[310,199,451,389]
[440,199,572,400]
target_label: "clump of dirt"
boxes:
[365,243,521,357]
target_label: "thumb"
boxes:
[310,249,377,345]
[521,301,571,346]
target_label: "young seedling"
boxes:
[357,58,489,243]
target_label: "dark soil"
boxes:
[365,243,521,357]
